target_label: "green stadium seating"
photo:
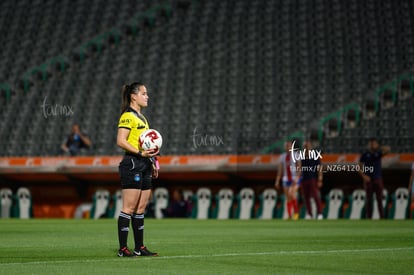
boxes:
[1,0,414,156]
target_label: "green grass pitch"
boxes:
[0,219,413,274]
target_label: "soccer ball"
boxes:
[139,129,163,151]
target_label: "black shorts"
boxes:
[118,154,153,190]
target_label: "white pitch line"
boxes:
[0,247,413,266]
[144,246,414,260]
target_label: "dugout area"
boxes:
[0,154,412,219]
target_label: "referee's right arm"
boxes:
[117,128,140,155]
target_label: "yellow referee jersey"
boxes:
[118,107,149,151]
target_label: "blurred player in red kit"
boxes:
[275,140,301,220]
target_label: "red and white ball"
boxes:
[139,129,163,151]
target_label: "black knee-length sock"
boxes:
[118,212,131,249]
[131,213,144,249]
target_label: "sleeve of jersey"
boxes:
[118,113,134,130]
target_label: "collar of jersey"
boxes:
[126,107,147,125]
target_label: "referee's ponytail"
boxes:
[120,82,144,114]
[120,84,130,114]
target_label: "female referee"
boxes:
[116,82,159,257]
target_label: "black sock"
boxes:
[131,213,144,249]
[118,212,131,249]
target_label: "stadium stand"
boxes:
[0,0,414,156]
[0,0,413,222]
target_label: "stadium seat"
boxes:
[0,83,11,103]
[0,188,13,218]
[192,188,212,219]
[379,87,397,110]
[73,203,92,219]
[90,189,110,219]
[390,188,409,220]
[14,187,33,219]
[372,189,388,219]
[344,108,359,129]
[213,188,233,219]
[153,187,169,219]
[399,78,414,100]
[256,188,277,219]
[346,189,366,220]
[182,189,194,202]
[76,30,121,64]
[235,188,255,220]
[326,118,341,138]
[324,189,344,219]
[109,190,123,219]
